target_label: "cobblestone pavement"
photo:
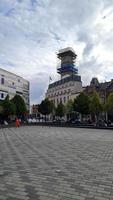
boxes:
[1,127,113,200]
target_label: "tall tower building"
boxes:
[57,47,77,78]
[46,47,83,106]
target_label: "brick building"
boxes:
[85,77,113,103]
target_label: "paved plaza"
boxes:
[0,126,113,200]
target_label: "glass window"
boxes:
[1,93,4,98]
[1,77,4,84]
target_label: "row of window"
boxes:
[0,76,21,85]
[51,96,70,105]
[49,83,74,93]
[48,89,71,98]
[0,92,29,102]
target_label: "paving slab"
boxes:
[0,126,113,199]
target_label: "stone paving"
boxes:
[0,127,113,200]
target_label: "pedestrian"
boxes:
[15,118,20,127]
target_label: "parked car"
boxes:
[67,118,81,124]
[28,118,37,123]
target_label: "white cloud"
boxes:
[0,0,113,103]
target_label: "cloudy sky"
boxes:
[0,0,113,104]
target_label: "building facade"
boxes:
[46,47,83,106]
[85,77,113,103]
[0,68,29,110]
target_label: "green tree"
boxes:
[0,101,3,114]
[105,93,113,114]
[66,100,74,114]
[38,99,54,121]
[11,94,27,117]
[65,100,74,120]
[2,95,16,119]
[55,102,65,119]
[73,92,90,120]
[89,91,102,122]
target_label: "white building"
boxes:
[0,68,29,110]
[46,47,83,106]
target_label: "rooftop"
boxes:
[0,67,29,83]
[48,74,81,89]
[57,47,77,58]
[58,47,76,54]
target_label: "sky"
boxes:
[0,0,113,104]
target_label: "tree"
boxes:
[2,95,16,119]
[55,102,65,119]
[0,101,4,121]
[0,104,3,114]
[73,92,90,120]
[105,93,113,115]
[66,100,74,114]
[65,100,74,120]
[11,94,27,117]
[38,99,54,121]
[89,91,102,122]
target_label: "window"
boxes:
[18,79,20,82]
[1,77,4,84]
[60,98,62,103]
[1,93,4,98]
[12,82,15,85]
[64,96,66,103]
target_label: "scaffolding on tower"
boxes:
[57,47,78,78]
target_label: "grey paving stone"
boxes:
[1,126,113,199]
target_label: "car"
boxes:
[28,118,37,123]
[73,120,81,124]
[67,119,81,124]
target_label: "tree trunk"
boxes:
[79,113,82,122]
[105,112,108,121]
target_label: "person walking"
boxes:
[15,118,20,127]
